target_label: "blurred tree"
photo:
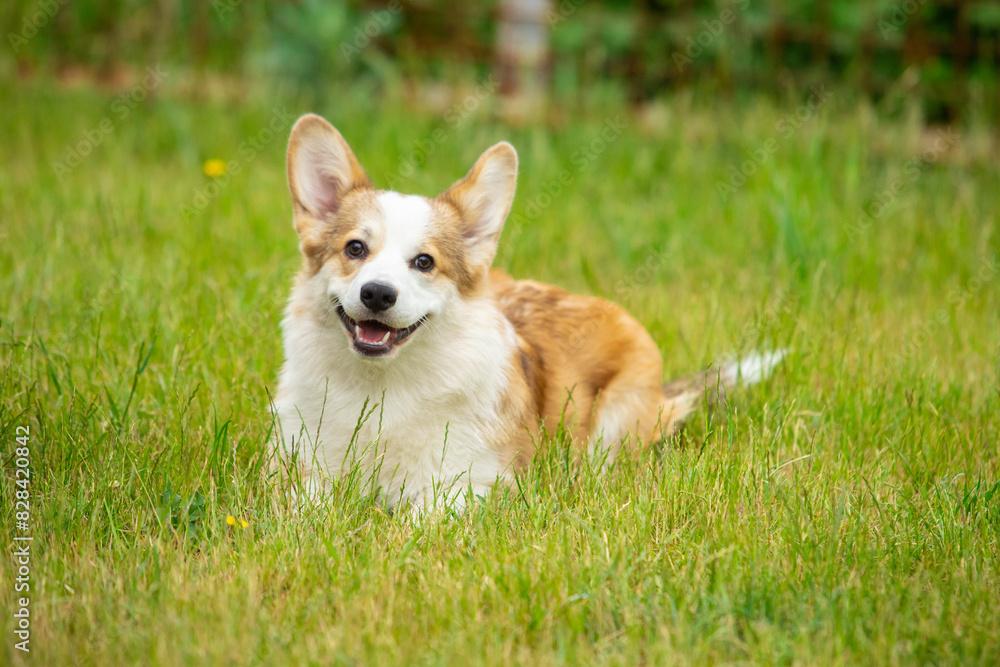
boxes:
[496,0,553,120]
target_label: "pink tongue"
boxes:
[357,321,393,343]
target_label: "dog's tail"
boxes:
[658,349,787,435]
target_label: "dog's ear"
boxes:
[440,142,518,267]
[286,114,370,234]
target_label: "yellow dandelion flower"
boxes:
[203,159,228,177]
[226,515,236,526]
[240,518,248,528]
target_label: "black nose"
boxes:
[359,282,398,312]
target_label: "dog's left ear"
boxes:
[440,142,518,267]
[286,114,371,247]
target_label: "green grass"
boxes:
[1,73,998,665]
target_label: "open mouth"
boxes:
[336,305,425,357]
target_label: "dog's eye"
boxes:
[345,240,367,258]
[413,254,435,272]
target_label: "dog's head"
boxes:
[286,114,517,359]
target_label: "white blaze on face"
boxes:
[332,192,450,329]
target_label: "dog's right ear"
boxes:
[439,142,518,269]
[286,114,370,235]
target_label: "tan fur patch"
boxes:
[292,188,378,274]
[491,271,668,446]
[424,198,480,297]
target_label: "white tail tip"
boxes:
[721,349,788,387]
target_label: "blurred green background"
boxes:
[4,0,1000,122]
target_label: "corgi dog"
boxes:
[272,113,784,510]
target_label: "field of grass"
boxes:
[1,71,998,665]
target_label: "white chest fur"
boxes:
[272,285,518,509]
